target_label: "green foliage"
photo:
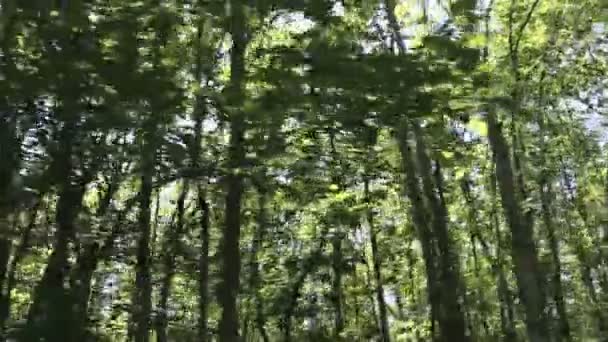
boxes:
[0,0,607,341]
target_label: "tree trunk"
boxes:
[247,188,269,342]
[540,182,571,342]
[395,122,440,341]
[0,103,18,338]
[0,238,9,315]
[190,13,211,339]
[365,177,390,342]
[412,122,468,342]
[132,134,155,342]
[197,187,210,341]
[218,1,247,340]
[70,243,100,341]
[68,177,124,340]
[331,235,345,337]
[0,201,39,336]
[156,184,189,342]
[486,110,549,342]
[25,120,85,342]
[0,237,10,338]
[561,169,608,337]
[463,173,517,342]
[281,225,331,342]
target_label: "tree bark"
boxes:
[246,188,269,342]
[561,168,608,337]
[463,173,517,342]
[25,120,85,342]
[331,235,345,336]
[412,122,468,342]
[395,122,441,341]
[540,182,571,342]
[281,225,331,342]
[365,177,390,342]
[217,0,248,340]
[156,184,189,342]
[197,187,210,341]
[132,132,155,342]
[486,110,549,342]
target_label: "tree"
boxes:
[0,0,607,341]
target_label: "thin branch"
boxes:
[514,0,542,52]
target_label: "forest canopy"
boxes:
[1,0,608,341]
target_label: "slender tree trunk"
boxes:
[540,181,571,341]
[189,12,211,340]
[395,122,440,341]
[0,237,9,316]
[218,1,248,339]
[69,177,124,340]
[0,202,38,337]
[0,16,18,336]
[156,184,189,342]
[70,243,100,340]
[25,119,85,342]
[365,177,390,342]
[412,123,468,342]
[331,235,345,336]
[0,236,10,338]
[486,110,549,342]
[561,169,608,337]
[247,188,269,342]
[281,224,331,341]
[364,254,380,333]
[197,187,210,341]
[492,204,517,342]
[463,173,517,342]
[394,286,405,320]
[327,129,346,337]
[132,131,155,342]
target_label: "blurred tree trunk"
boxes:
[486,110,549,342]
[218,0,248,340]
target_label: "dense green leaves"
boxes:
[0,0,607,341]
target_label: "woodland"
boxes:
[0,0,608,341]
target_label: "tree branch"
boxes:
[514,0,543,52]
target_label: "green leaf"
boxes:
[467,117,488,137]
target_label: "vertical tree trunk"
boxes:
[197,187,210,341]
[0,105,18,339]
[0,237,10,338]
[412,123,468,342]
[247,187,269,342]
[534,93,571,342]
[132,132,155,342]
[486,110,549,342]
[189,11,211,340]
[69,177,123,340]
[218,79,246,341]
[281,224,331,341]
[491,178,518,342]
[156,184,189,342]
[0,238,9,317]
[561,169,608,337]
[25,120,85,342]
[364,254,380,332]
[0,202,39,336]
[463,173,517,342]
[328,129,346,337]
[395,122,440,341]
[217,1,248,340]
[540,182,571,342]
[70,243,101,341]
[365,177,390,342]
[331,235,345,336]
